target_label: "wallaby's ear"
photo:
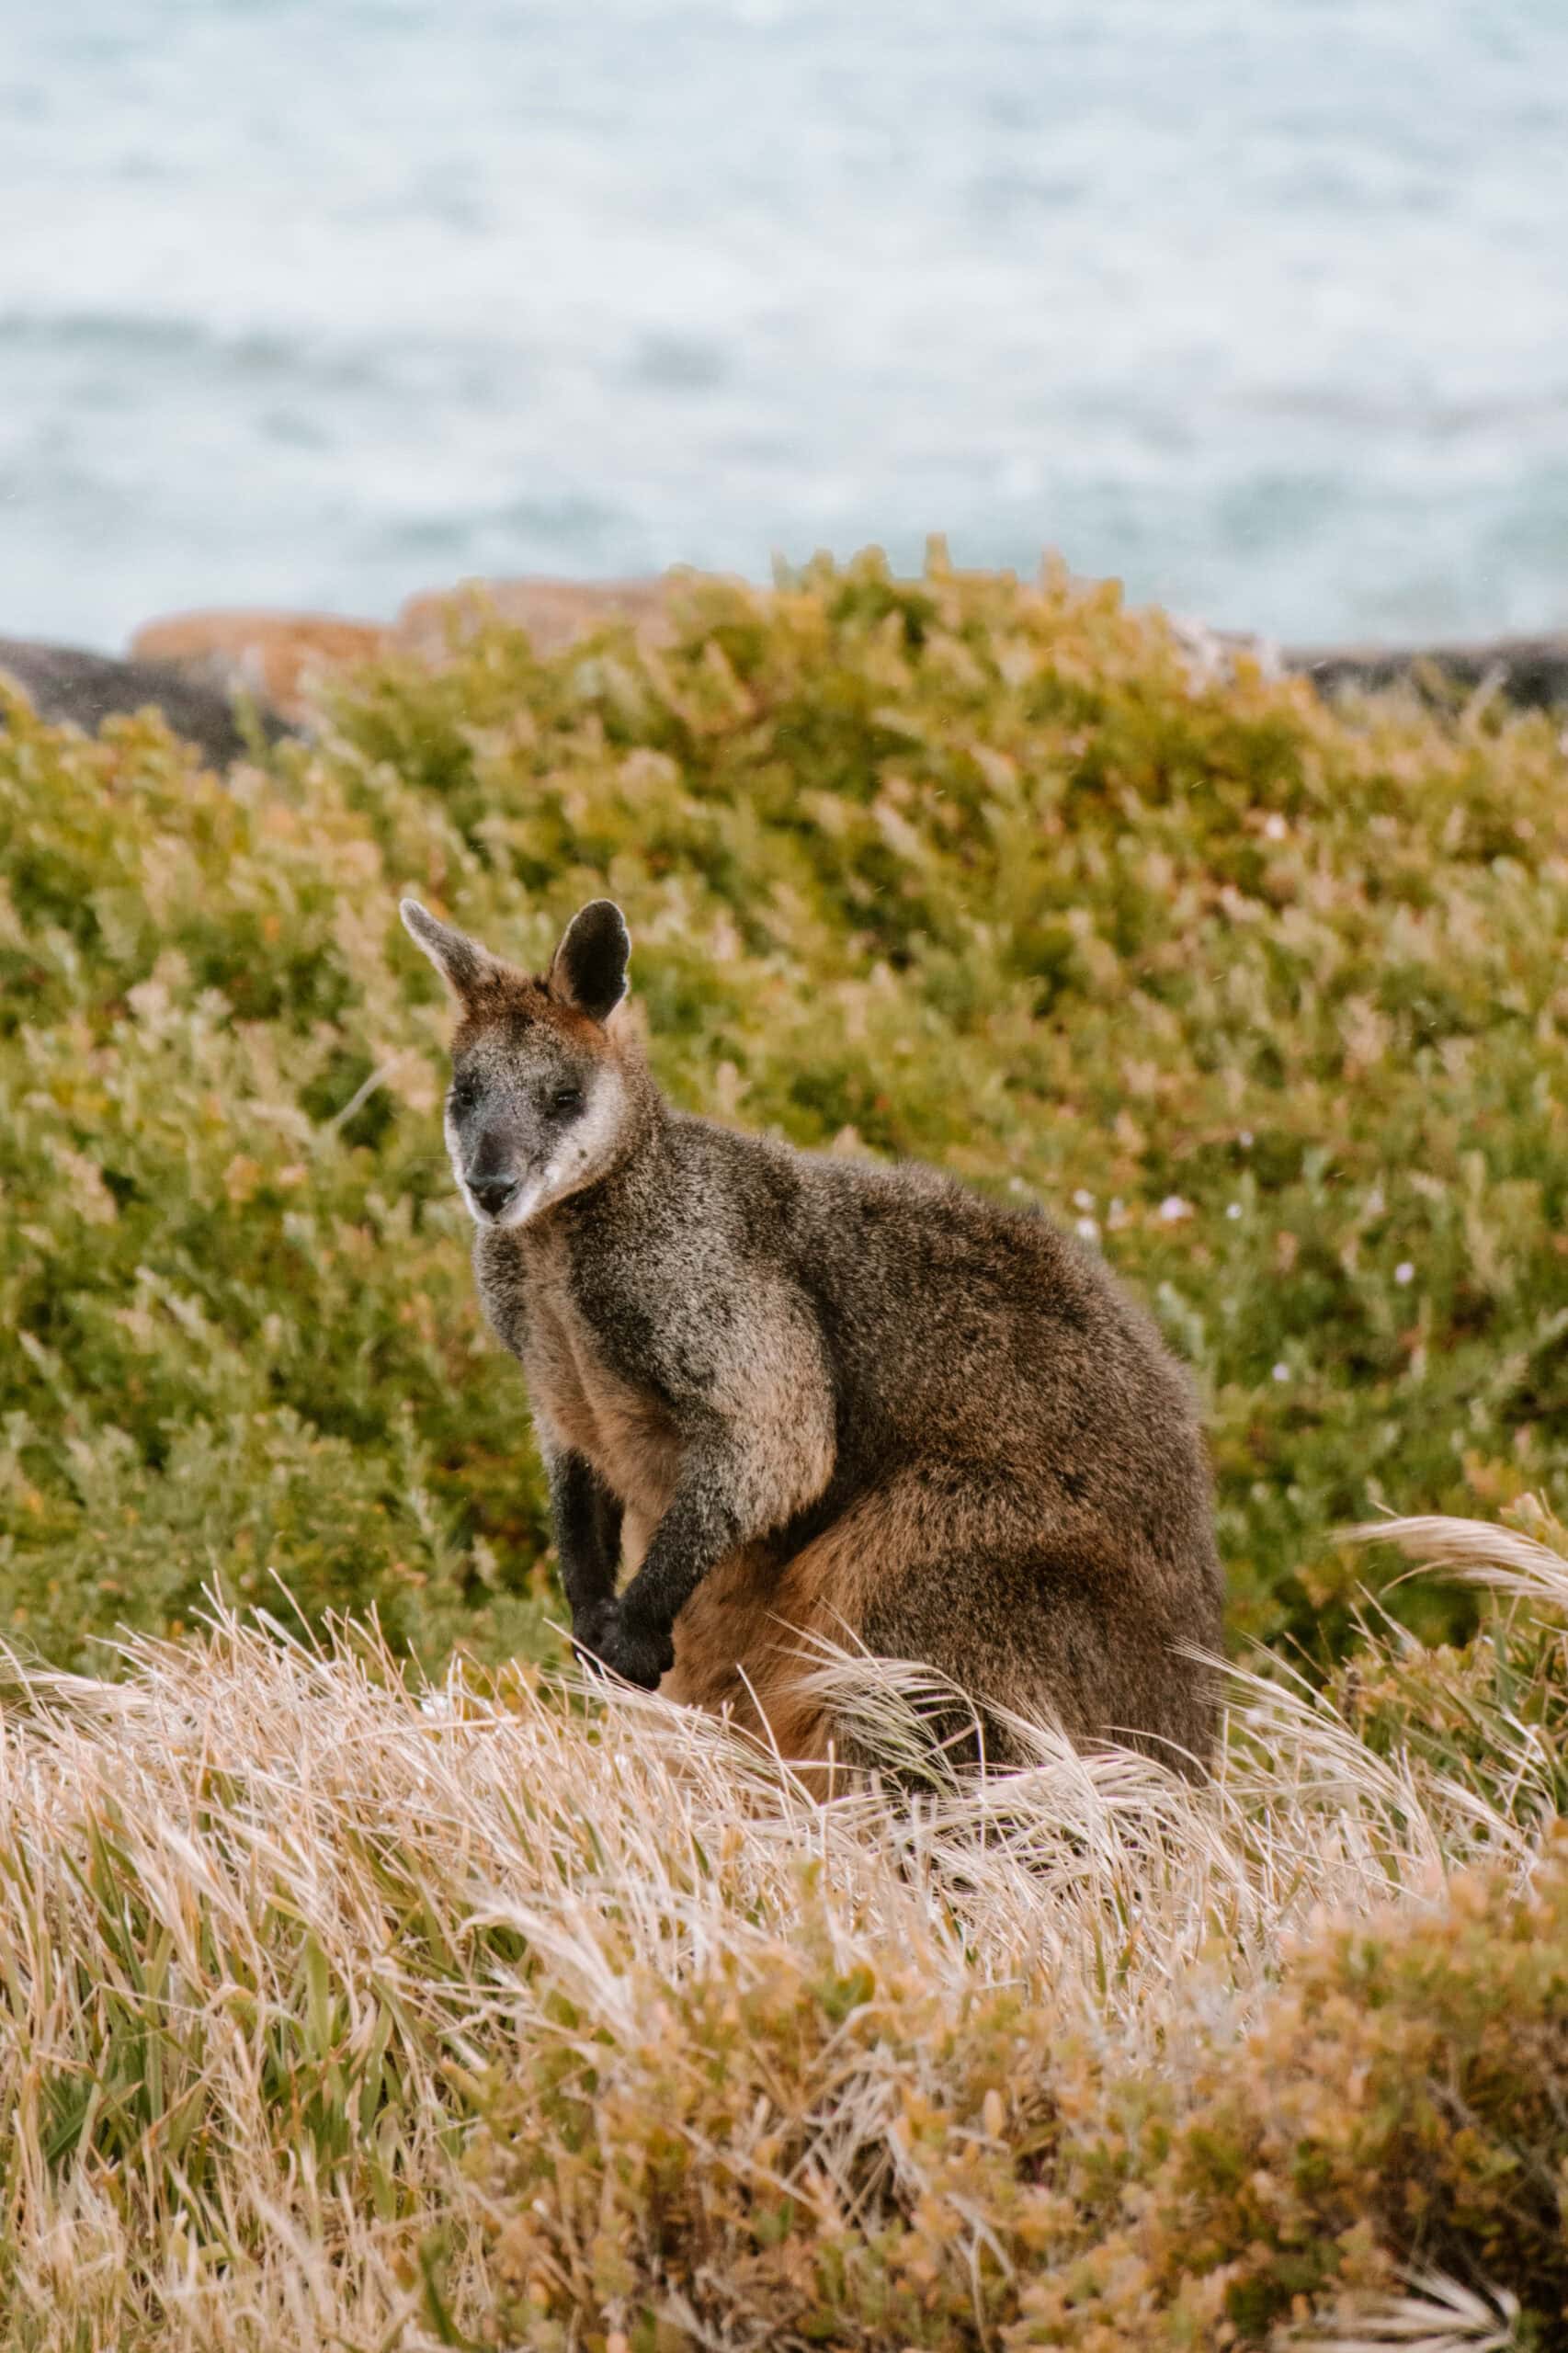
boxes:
[400,899,499,1002]
[548,900,631,1024]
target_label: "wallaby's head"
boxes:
[401,897,639,1229]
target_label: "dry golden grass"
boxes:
[0,1517,1562,2349]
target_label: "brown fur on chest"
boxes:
[521,1268,682,1524]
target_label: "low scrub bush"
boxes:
[5,552,1568,1669]
[479,1834,1568,2349]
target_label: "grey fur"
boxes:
[403,898,1226,1775]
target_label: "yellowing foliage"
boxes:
[6,552,1568,1673]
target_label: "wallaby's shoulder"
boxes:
[655,1106,812,1238]
[671,1104,1079,1253]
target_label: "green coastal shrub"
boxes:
[5,551,1568,1668]
[477,1841,1568,2348]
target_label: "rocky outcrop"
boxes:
[0,638,293,767]
[122,584,686,722]
[2,585,690,764]
[393,574,684,664]
[1284,632,1568,711]
[129,610,390,724]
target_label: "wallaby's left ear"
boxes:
[549,900,631,1024]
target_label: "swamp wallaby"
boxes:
[403,896,1225,1772]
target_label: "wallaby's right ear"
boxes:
[400,899,498,1002]
[548,900,631,1024]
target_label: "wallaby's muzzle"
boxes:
[469,1175,518,1220]
[464,1120,534,1222]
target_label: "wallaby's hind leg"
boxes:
[663,1469,1218,1782]
[858,1541,1218,1777]
[660,1505,889,1771]
[657,1476,982,1771]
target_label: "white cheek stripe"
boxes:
[444,1112,483,1222]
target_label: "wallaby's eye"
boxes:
[449,1075,482,1114]
[550,1086,584,1118]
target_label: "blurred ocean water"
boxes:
[3,0,1566,649]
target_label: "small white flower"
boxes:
[1272,1362,1290,1382]
[1238,1130,1254,1149]
[1157,1195,1192,1222]
[1226,1201,1243,1221]
[1263,813,1289,840]
[1074,1215,1100,1243]
[1072,1188,1096,1211]
[1394,1261,1415,1286]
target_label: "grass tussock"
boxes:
[1,1516,1566,2350]
[5,551,1568,1667]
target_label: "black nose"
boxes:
[470,1176,517,1220]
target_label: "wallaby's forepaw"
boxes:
[570,1599,618,1677]
[576,1603,674,1691]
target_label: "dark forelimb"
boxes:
[561,1291,836,1692]
[589,1444,745,1688]
[548,1452,624,1659]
